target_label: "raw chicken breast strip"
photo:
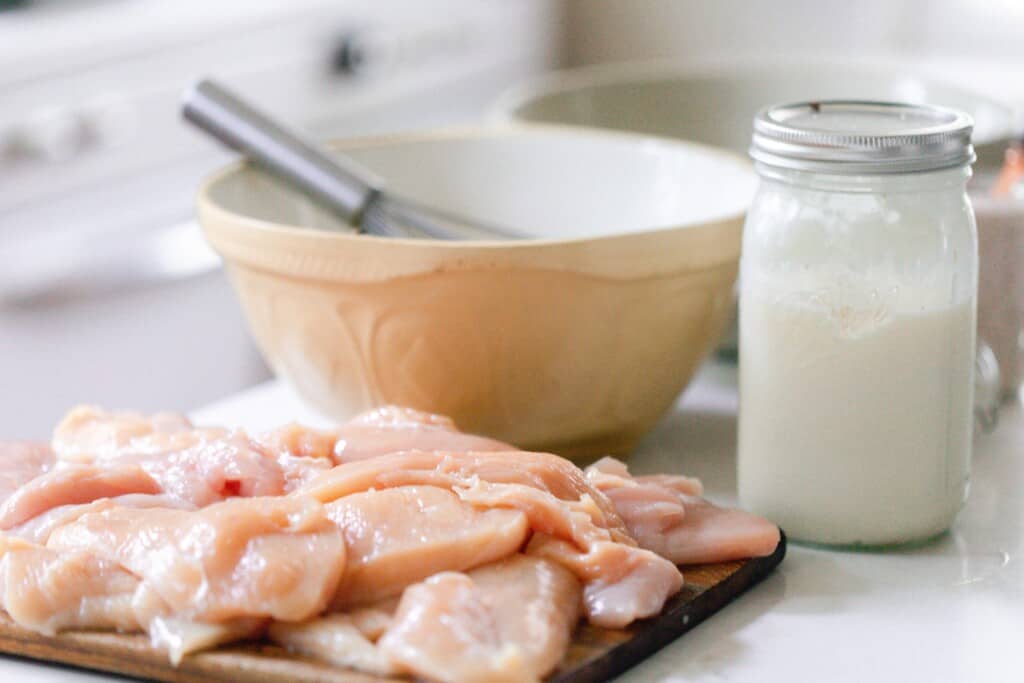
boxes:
[0,535,267,663]
[130,431,290,506]
[300,450,629,542]
[378,555,582,683]
[655,493,781,565]
[269,599,399,676]
[325,486,529,608]
[51,406,331,504]
[44,404,515,513]
[54,404,509,478]
[634,473,704,496]
[253,425,337,489]
[299,450,682,627]
[45,496,346,624]
[0,465,161,530]
[330,406,512,463]
[0,442,54,505]
[585,457,780,565]
[0,535,145,635]
[52,405,193,463]
[526,534,682,629]
[586,456,703,496]
[464,555,582,677]
[47,405,512,510]
[344,600,398,640]
[149,617,268,665]
[269,613,399,676]
[9,494,194,545]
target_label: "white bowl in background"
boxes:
[493,58,1018,168]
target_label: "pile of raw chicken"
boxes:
[0,405,778,682]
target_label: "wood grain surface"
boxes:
[0,534,786,682]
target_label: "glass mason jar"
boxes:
[737,101,978,548]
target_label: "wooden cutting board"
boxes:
[0,534,785,682]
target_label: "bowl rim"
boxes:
[196,122,754,251]
[489,55,1019,145]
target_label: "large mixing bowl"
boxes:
[493,59,1017,168]
[198,125,754,459]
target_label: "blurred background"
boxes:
[2,0,1023,437]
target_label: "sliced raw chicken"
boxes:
[635,473,704,496]
[0,536,145,635]
[51,406,333,505]
[300,450,678,626]
[269,613,399,676]
[379,555,581,683]
[326,485,529,608]
[299,449,629,542]
[51,404,509,497]
[49,405,512,508]
[0,442,54,505]
[456,478,621,551]
[585,457,692,561]
[350,405,460,431]
[456,477,683,628]
[586,456,702,496]
[130,431,287,507]
[344,599,398,640]
[149,616,267,665]
[330,406,512,463]
[466,555,581,677]
[380,572,531,683]
[586,457,779,565]
[0,403,786,676]
[526,534,682,629]
[0,465,161,530]
[254,424,338,489]
[594,481,687,538]
[255,423,339,461]
[0,532,267,664]
[46,495,346,623]
[8,494,194,545]
[52,405,193,463]
[657,493,781,565]
[269,597,398,674]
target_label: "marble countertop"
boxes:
[4,362,1020,681]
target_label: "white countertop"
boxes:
[4,362,1021,681]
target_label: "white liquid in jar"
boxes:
[738,271,975,546]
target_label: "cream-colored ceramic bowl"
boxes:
[199,125,754,458]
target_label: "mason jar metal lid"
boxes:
[750,100,975,174]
